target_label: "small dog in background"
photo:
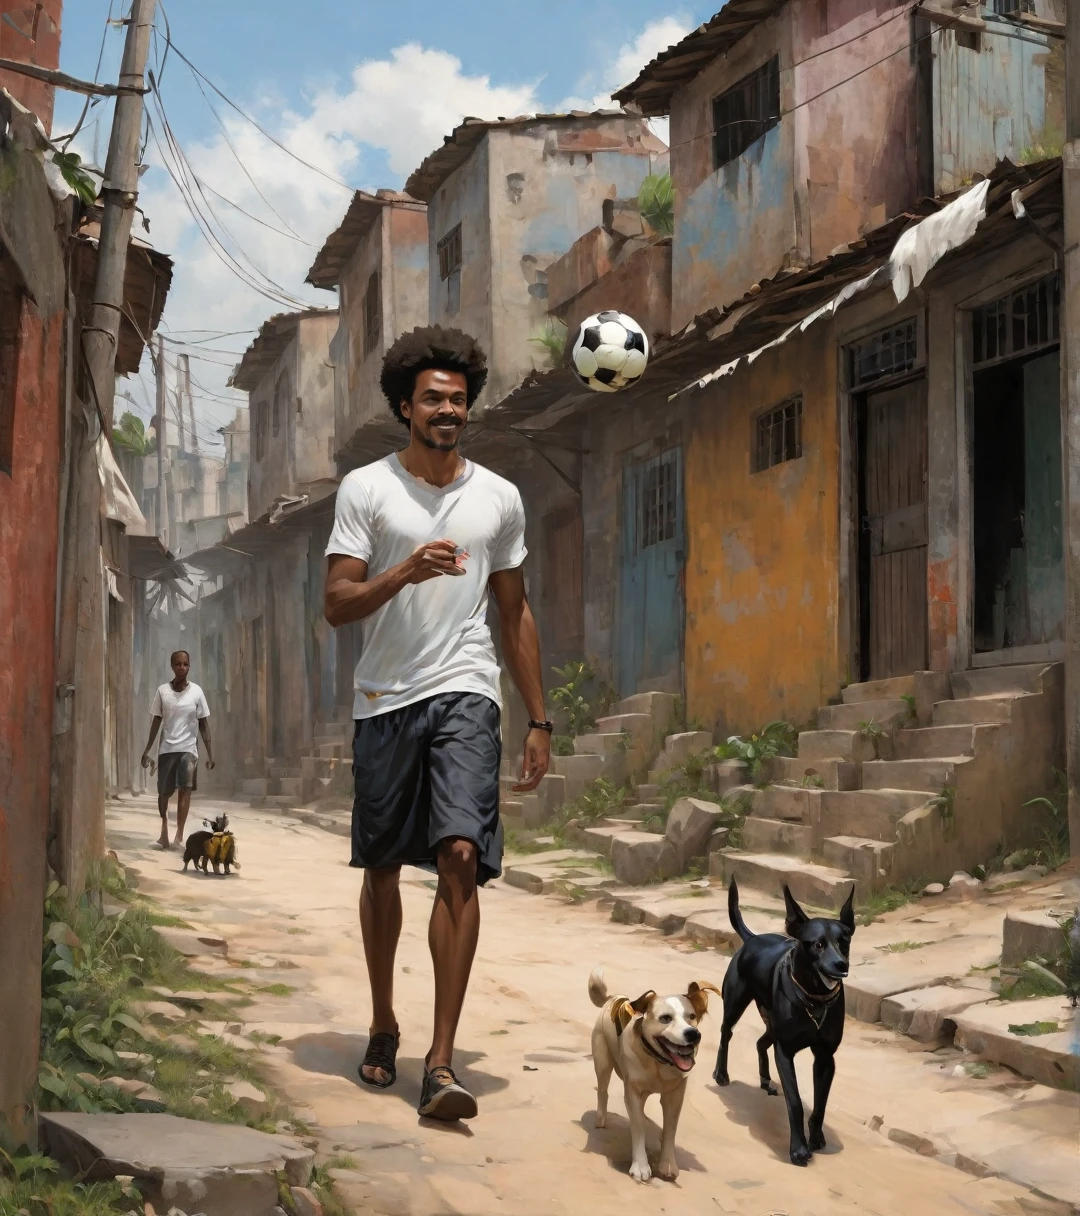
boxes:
[714,879,855,1166]
[182,813,240,875]
[589,966,720,1183]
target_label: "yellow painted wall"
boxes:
[684,327,843,736]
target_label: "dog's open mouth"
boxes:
[654,1037,696,1072]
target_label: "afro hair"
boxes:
[380,326,489,427]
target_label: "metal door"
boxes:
[863,381,928,678]
[618,447,684,696]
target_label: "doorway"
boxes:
[618,445,684,696]
[970,276,1063,655]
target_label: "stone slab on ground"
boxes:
[39,1112,313,1216]
[879,984,992,1042]
[952,996,1080,1089]
[156,926,228,958]
[1001,909,1067,966]
[610,832,678,886]
[502,852,604,895]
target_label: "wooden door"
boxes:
[618,447,684,696]
[545,502,583,653]
[863,382,928,679]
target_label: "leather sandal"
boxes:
[358,1027,400,1089]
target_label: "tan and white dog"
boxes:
[589,966,720,1183]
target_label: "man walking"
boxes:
[325,326,551,1121]
[141,650,215,850]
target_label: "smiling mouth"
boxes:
[653,1037,697,1073]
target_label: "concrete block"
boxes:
[879,985,991,1042]
[611,833,678,886]
[953,997,1080,1089]
[1001,909,1067,966]
[665,797,722,869]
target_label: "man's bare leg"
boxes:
[157,788,171,849]
[360,864,403,1084]
[174,788,192,846]
[427,838,480,1069]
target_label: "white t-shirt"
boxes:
[326,452,527,719]
[151,681,210,757]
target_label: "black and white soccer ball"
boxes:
[569,310,649,393]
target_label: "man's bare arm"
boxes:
[198,718,215,769]
[489,566,550,793]
[141,716,161,768]
[324,542,462,628]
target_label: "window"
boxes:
[272,371,290,438]
[713,55,781,171]
[437,224,462,316]
[254,397,268,461]
[849,319,919,389]
[754,396,802,473]
[993,0,1034,13]
[972,273,1059,369]
[640,457,678,548]
[0,260,23,477]
[363,270,381,354]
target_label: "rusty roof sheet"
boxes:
[229,307,337,392]
[306,189,425,290]
[612,0,788,116]
[404,109,635,203]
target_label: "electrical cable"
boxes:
[57,0,115,150]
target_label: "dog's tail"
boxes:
[728,878,755,943]
[588,965,609,1008]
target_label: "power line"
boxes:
[196,175,316,245]
[57,0,116,150]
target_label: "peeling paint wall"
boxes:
[683,327,842,735]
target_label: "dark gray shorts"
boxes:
[158,751,197,799]
[351,692,503,886]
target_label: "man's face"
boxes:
[171,653,190,682]
[401,369,468,451]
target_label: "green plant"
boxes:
[900,693,917,721]
[858,719,887,758]
[0,1145,141,1215]
[1009,1020,1061,1037]
[800,773,826,789]
[963,1061,991,1080]
[111,411,155,456]
[616,728,633,753]
[637,172,674,236]
[1024,769,1070,870]
[929,785,956,840]
[529,318,567,367]
[551,733,576,757]
[876,940,927,954]
[51,149,98,206]
[549,660,608,738]
[714,721,797,783]
[856,876,927,925]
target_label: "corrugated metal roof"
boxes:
[228,307,337,392]
[306,189,425,290]
[403,109,635,203]
[612,0,787,116]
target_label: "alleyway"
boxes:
[106,794,1077,1216]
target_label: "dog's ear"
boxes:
[686,981,722,1019]
[783,885,809,936]
[629,990,656,1014]
[839,884,856,932]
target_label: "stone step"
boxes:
[268,763,302,779]
[611,690,679,729]
[741,818,813,856]
[861,756,970,792]
[635,783,661,801]
[582,824,635,856]
[499,771,567,812]
[250,795,298,810]
[594,712,655,746]
[611,831,679,886]
[573,732,627,757]
[550,752,606,799]
[317,742,345,760]
[817,698,911,732]
[241,778,267,796]
[763,755,860,790]
[749,785,817,823]
[711,850,856,909]
[276,776,303,798]
[517,793,549,829]
[652,731,713,775]
[822,835,895,885]
[500,800,525,833]
[797,729,875,763]
[841,675,917,704]
[893,725,975,760]
[619,802,663,821]
[601,815,652,832]
[950,663,1050,699]
[932,695,1015,726]
[819,789,933,842]
[953,996,1080,1090]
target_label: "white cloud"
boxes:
[133,22,687,438]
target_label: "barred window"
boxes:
[971,273,1059,369]
[437,225,462,280]
[849,319,918,389]
[640,456,678,549]
[363,270,381,354]
[713,56,781,171]
[754,396,802,473]
[992,0,1034,14]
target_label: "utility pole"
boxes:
[155,333,167,550]
[1063,1,1080,858]
[81,0,157,433]
[183,354,199,452]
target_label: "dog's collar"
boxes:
[782,947,843,1030]
[634,1019,681,1069]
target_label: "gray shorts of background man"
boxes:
[140,650,215,850]
[325,325,551,1123]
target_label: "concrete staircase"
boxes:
[713,663,1063,906]
[242,707,354,810]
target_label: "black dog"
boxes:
[714,878,855,1166]
[183,814,232,873]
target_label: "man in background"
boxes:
[141,650,215,849]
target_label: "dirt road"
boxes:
[107,795,1076,1216]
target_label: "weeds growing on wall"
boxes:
[1024,769,1071,870]
[714,721,797,783]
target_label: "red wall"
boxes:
[0,1,63,133]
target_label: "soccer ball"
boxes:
[569,310,649,393]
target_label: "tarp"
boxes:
[97,434,148,534]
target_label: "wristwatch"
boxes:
[528,719,554,733]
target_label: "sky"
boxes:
[56,1,713,452]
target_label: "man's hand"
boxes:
[406,539,466,583]
[513,727,551,793]
[206,759,216,771]
[141,751,151,770]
